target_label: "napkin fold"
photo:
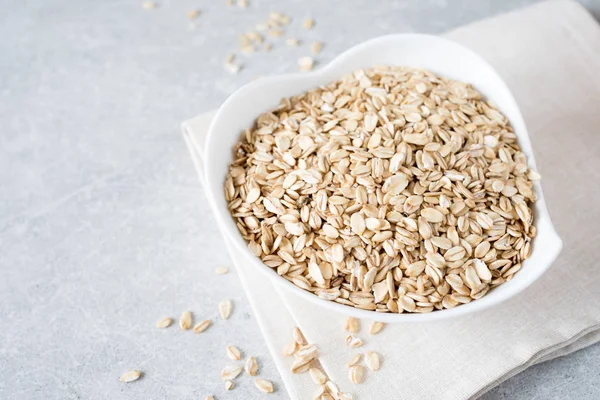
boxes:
[183,1,600,398]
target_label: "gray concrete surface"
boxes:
[1,0,599,399]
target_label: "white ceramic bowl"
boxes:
[204,34,563,322]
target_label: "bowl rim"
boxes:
[204,33,563,323]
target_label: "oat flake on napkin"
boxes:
[183,1,600,398]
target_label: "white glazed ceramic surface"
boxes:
[204,34,563,322]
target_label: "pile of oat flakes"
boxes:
[225,65,538,314]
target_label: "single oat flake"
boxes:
[193,320,211,333]
[179,311,192,330]
[311,41,323,54]
[309,367,327,384]
[120,370,142,383]
[326,381,341,397]
[225,62,242,75]
[298,56,314,72]
[255,378,274,393]
[268,29,284,38]
[269,11,290,26]
[224,65,537,315]
[346,353,362,367]
[344,317,359,333]
[369,321,385,335]
[156,317,172,328]
[282,340,297,356]
[226,345,242,360]
[286,38,300,47]
[219,300,232,319]
[187,10,200,19]
[245,356,259,376]
[142,1,157,9]
[215,266,229,274]
[365,351,381,371]
[291,357,312,374]
[293,327,307,345]
[345,335,363,348]
[221,365,243,380]
[349,365,365,384]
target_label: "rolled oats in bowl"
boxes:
[224,65,537,314]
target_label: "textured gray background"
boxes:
[1,0,600,399]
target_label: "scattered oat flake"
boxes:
[344,317,359,333]
[120,370,142,383]
[221,365,243,380]
[311,41,323,54]
[295,343,318,361]
[246,31,263,43]
[369,321,385,335]
[293,327,307,345]
[225,63,242,74]
[268,29,284,38]
[326,381,341,397]
[226,0,234,6]
[291,357,312,374]
[226,345,242,360]
[187,10,200,19]
[224,380,234,390]
[237,0,247,8]
[142,1,157,9]
[193,320,211,333]
[365,351,381,371]
[205,396,214,400]
[346,353,362,367]
[298,56,314,72]
[309,367,327,385]
[269,11,290,25]
[282,340,297,356]
[239,33,251,47]
[179,311,192,330]
[215,266,229,275]
[345,335,363,348]
[286,38,300,47]
[156,317,172,328]
[245,356,258,376]
[255,378,274,393]
[219,300,233,319]
[240,45,255,54]
[303,18,314,29]
[349,365,365,384]
[280,15,291,25]
[255,22,268,31]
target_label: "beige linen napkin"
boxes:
[183,1,600,398]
